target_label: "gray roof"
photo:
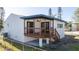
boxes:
[20,14,66,23]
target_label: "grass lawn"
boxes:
[0,36,20,51]
[0,45,5,51]
[68,36,79,51]
[0,36,40,51]
[69,44,79,51]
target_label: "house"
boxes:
[4,13,66,47]
[72,22,79,31]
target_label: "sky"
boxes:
[4,7,77,22]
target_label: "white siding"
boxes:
[4,14,25,42]
[54,20,65,39]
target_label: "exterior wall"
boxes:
[72,23,77,31]
[77,24,79,31]
[72,23,79,31]
[54,20,65,39]
[4,14,25,42]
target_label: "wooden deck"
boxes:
[24,28,60,41]
[25,33,50,38]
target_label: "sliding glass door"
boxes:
[27,22,34,34]
[41,22,49,34]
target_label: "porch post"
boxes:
[46,38,49,44]
[39,38,43,47]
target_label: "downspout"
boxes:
[23,19,25,51]
[24,19,25,36]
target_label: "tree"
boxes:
[74,8,79,22]
[0,7,4,31]
[68,21,72,31]
[65,21,72,31]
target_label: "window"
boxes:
[57,24,63,28]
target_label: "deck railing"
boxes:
[24,28,60,40]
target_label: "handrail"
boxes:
[54,28,60,39]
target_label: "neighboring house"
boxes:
[72,22,79,31]
[4,13,66,47]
